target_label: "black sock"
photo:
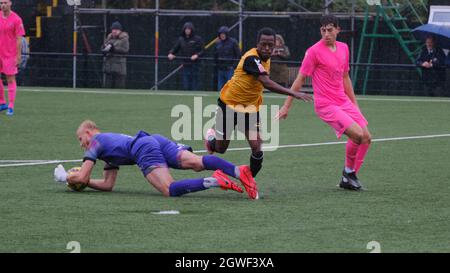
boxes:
[250,151,264,177]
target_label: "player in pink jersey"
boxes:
[277,15,372,191]
[0,0,25,116]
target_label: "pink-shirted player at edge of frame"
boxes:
[0,0,25,116]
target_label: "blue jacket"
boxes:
[20,37,29,70]
[215,27,241,70]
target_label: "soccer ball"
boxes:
[66,167,87,192]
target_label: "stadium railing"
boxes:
[16,52,449,97]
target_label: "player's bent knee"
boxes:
[350,134,363,145]
[6,76,14,82]
[363,135,372,144]
[362,131,372,144]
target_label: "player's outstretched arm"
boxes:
[343,72,358,107]
[87,169,118,192]
[276,72,307,120]
[258,74,312,102]
[67,160,95,185]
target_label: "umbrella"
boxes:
[412,24,450,49]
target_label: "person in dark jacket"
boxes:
[416,36,446,96]
[168,22,204,91]
[101,21,130,89]
[214,26,241,91]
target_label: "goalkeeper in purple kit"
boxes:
[54,120,259,199]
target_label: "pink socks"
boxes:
[0,81,5,105]
[345,139,370,174]
[354,143,370,174]
[7,81,16,109]
[345,139,359,171]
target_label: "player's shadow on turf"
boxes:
[61,189,160,197]
[61,189,247,201]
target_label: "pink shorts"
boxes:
[0,56,18,76]
[315,101,368,139]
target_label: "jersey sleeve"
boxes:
[344,44,350,73]
[243,55,268,76]
[15,17,25,37]
[299,48,317,76]
[104,163,120,171]
[83,139,101,163]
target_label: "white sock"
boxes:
[345,167,355,174]
[234,167,241,179]
[203,177,219,188]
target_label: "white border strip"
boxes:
[2,133,449,168]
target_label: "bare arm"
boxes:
[258,74,312,101]
[343,72,358,107]
[287,72,307,108]
[67,160,118,192]
[67,160,95,185]
[87,169,118,192]
[276,72,307,120]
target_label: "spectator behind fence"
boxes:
[446,52,450,95]
[270,34,291,87]
[168,22,204,91]
[416,36,446,97]
[446,51,450,67]
[215,26,241,91]
[19,36,29,72]
[101,21,129,89]
[17,36,29,86]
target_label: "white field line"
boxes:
[195,133,450,153]
[0,159,82,168]
[19,88,450,103]
[0,160,49,163]
[1,133,449,168]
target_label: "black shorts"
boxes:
[215,98,260,140]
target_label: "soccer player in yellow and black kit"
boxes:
[205,27,312,190]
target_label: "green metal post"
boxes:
[407,0,424,24]
[353,5,370,90]
[362,7,380,95]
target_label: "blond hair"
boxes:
[77,120,99,134]
[276,34,285,46]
